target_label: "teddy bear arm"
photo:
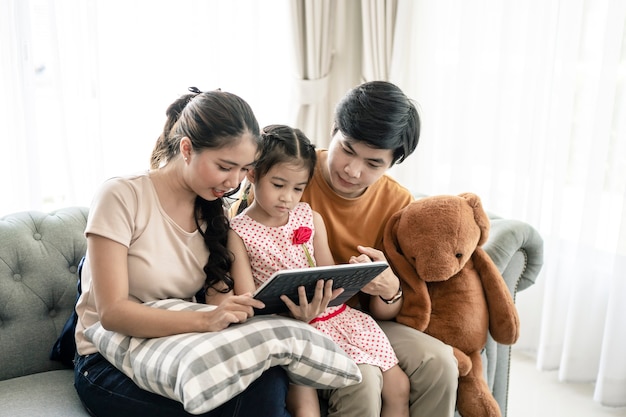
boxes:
[452,346,473,377]
[396,278,431,331]
[473,248,520,345]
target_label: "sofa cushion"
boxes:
[0,369,87,416]
[0,208,88,381]
[85,299,362,415]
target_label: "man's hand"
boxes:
[349,245,403,320]
[349,245,399,299]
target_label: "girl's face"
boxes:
[186,133,258,201]
[248,161,310,226]
[325,130,394,198]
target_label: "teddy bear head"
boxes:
[385,193,490,282]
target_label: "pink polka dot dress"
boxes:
[231,202,398,371]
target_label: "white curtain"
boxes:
[288,0,399,144]
[1,0,293,216]
[388,0,626,407]
[1,0,44,212]
[360,0,397,81]
[288,0,336,145]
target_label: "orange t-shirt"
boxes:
[301,149,414,264]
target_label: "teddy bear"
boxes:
[382,192,520,417]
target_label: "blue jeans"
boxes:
[74,353,291,417]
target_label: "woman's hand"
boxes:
[202,293,265,332]
[280,279,344,323]
[204,282,234,306]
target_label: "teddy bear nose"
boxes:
[455,253,463,258]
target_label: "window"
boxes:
[2,0,293,214]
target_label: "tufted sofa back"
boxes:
[0,207,88,381]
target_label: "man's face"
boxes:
[325,130,394,198]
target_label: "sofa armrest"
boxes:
[484,216,544,294]
[481,215,543,417]
[0,207,88,381]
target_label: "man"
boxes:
[302,80,458,417]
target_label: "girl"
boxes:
[210,124,410,417]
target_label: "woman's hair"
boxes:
[255,124,317,182]
[333,80,421,165]
[150,87,261,300]
[150,87,260,169]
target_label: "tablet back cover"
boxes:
[253,261,389,315]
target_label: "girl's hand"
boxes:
[202,293,265,332]
[280,279,344,323]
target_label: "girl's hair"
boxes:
[235,124,316,215]
[255,124,317,182]
[333,80,421,165]
[150,87,261,300]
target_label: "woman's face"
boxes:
[186,133,258,201]
[325,130,394,198]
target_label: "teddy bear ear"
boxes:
[383,209,403,259]
[382,209,416,279]
[459,192,490,246]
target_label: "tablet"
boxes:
[252,261,389,315]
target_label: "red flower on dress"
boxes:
[292,226,312,245]
[293,227,315,267]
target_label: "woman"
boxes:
[73,88,291,417]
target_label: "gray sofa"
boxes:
[0,206,543,417]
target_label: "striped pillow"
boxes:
[84,299,361,414]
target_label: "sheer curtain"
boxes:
[1,0,45,213]
[288,0,336,144]
[288,0,399,145]
[1,0,293,216]
[361,0,397,81]
[388,0,626,407]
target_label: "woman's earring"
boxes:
[184,157,188,162]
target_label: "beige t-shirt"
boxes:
[74,172,209,355]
